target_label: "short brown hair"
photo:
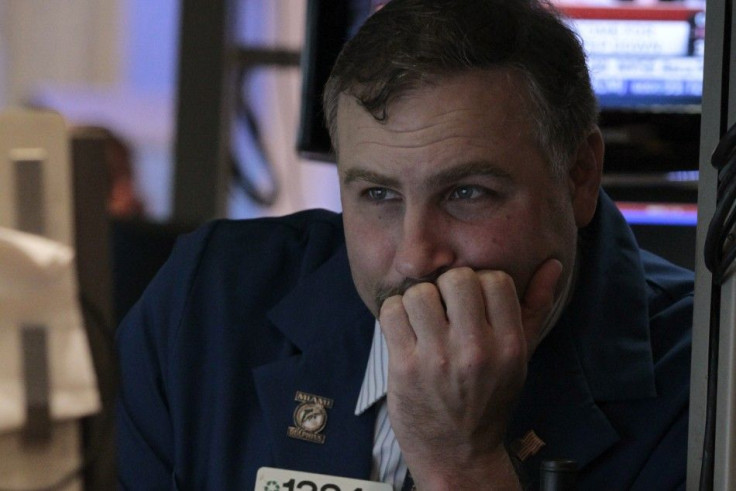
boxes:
[323,0,598,174]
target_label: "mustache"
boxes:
[374,271,445,311]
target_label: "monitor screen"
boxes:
[296,1,379,161]
[554,0,705,112]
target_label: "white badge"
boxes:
[255,467,392,491]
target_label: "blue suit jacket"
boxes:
[116,193,693,490]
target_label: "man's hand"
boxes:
[378,259,563,490]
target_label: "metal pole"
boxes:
[688,0,736,488]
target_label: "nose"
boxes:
[393,209,455,281]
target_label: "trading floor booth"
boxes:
[0,111,116,490]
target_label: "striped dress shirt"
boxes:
[355,321,407,490]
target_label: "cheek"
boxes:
[462,217,534,272]
[460,208,566,295]
[343,212,395,310]
[522,195,578,283]
[344,211,392,262]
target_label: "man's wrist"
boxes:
[408,447,521,490]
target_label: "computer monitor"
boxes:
[557,1,704,112]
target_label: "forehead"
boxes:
[335,69,538,169]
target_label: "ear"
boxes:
[569,126,604,227]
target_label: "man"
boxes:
[116,0,693,489]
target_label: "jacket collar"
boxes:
[255,246,377,479]
[567,191,655,402]
[508,192,656,477]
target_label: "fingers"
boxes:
[520,258,563,351]
[383,268,488,349]
[475,270,522,337]
[436,267,487,335]
[379,259,563,358]
[402,282,448,342]
[379,281,447,352]
[378,294,415,356]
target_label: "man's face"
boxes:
[337,69,598,317]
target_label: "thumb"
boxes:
[521,258,563,352]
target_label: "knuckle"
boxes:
[478,269,515,291]
[458,345,489,372]
[379,295,404,319]
[434,351,450,372]
[402,281,438,304]
[499,333,527,363]
[389,358,413,379]
[438,266,476,290]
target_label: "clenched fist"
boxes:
[379,258,563,490]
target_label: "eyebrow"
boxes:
[426,161,513,188]
[341,160,512,189]
[341,168,401,188]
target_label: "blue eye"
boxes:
[449,185,485,200]
[365,188,398,201]
[367,188,387,200]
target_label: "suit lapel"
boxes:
[508,318,619,481]
[254,246,377,479]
